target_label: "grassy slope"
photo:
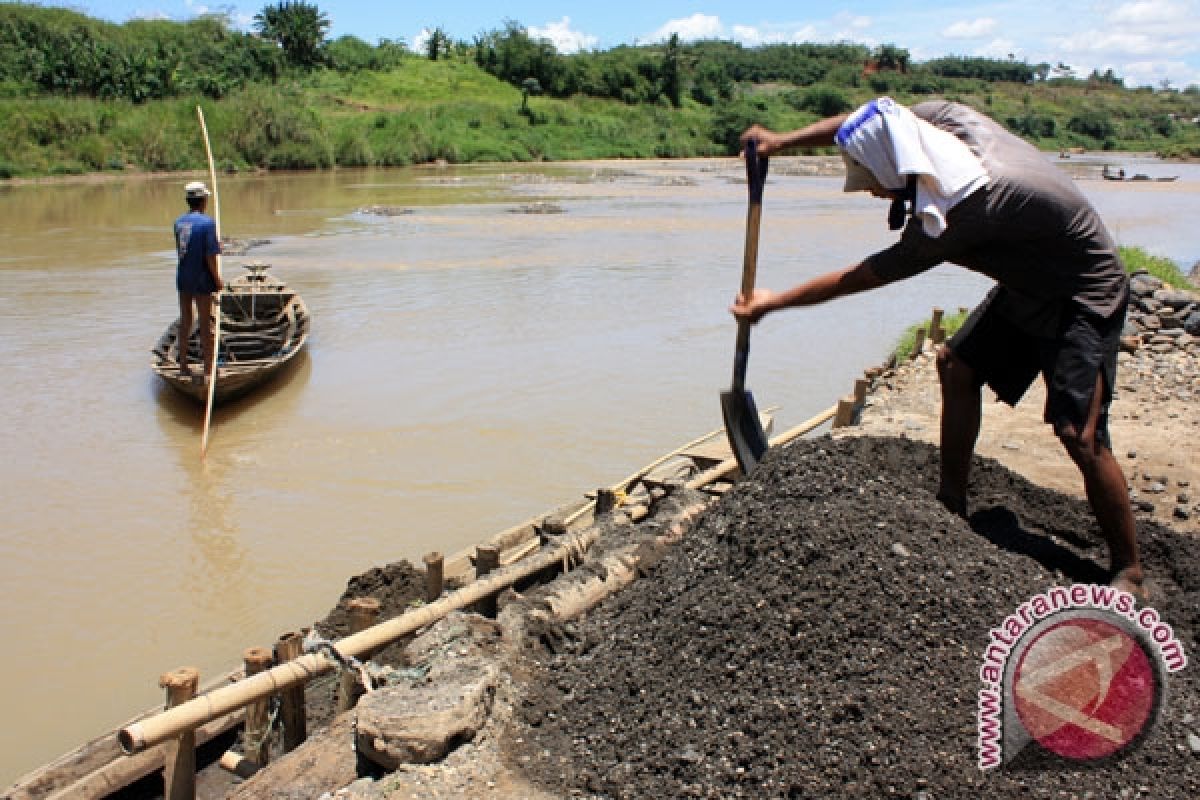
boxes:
[4,54,1200,179]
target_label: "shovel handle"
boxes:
[735,141,769,358]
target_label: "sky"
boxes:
[60,1,1200,89]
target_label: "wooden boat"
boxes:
[152,263,310,404]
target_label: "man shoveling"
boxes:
[732,97,1144,598]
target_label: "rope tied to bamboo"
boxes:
[302,630,376,694]
[240,695,281,757]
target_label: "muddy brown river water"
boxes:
[1,154,1197,784]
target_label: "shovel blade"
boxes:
[721,388,769,475]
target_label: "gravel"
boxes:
[507,435,1200,799]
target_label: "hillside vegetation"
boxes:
[2,4,1200,178]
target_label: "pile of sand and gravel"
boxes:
[506,435,1199,799]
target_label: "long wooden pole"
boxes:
[197,106,222,458]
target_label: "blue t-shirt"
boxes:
[174,210,220,294]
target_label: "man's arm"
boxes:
[730,261,886,324]
[205,253,223,292]
[740,114,850,158]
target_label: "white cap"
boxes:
[184,181,211,198]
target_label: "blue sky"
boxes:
[64,1,1200,88]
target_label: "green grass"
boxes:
[1120,245,1194,289]
[891,308,970,363]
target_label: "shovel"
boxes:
[721,139,770,475]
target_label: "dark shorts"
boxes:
[948,290,1127,449]
[177,267,218,295]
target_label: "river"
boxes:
[1,154,1197,785]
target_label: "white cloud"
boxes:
[975,38,1020,59]
[942,18,997,39]
[529,17,599,54]
[731,24,818,46]
[1109,1,1190,25]
[1053,30,1188,57]
[648,13,724,43]
[410,27,432,54]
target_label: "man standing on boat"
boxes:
[731,97,1144,598]
[173,181,223,380]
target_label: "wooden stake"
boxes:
[336,599,382,713]
[475,545,501,617]
[242,648,274,766]
[423,551,444,603]
[911,326,927,360]
[274,631,307,752]
[159,667,199,800]
[853,378,869,406]
[930,307,945,344]
[833,397,857,428]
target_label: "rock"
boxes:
[891,542,913,558]
[355,613,501,770]
[1186,311,1200,336]
[1175,506,1191,521]
[1189,732,1200,754]
[1130,273,1162,295]
[1154,288,1197,310]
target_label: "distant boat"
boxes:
[1101,167,1178,182]
[152,262,310,404]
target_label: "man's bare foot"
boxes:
[936,492,968,519]
[1110,566,1147,602]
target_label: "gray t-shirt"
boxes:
[864,101,1128,326]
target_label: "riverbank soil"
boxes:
[505,435,1199,798]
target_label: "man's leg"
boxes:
[177,293,195,374]
[1056,373,1143,595]
[195,293,215,377]
[936,345,982,516]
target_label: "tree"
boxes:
[520,76,541,114]
[661,33,682,107]
[873,43,910,73]
[425,26,448,61]
[254,1,329,68]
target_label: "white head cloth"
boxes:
[835,97,989,237]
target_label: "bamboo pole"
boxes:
[336,598,381,713]
[160,668,199,800]
[242,648,274,766]
[197,106,223,459]
[274,631,307,752]
[119,524,613,756]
